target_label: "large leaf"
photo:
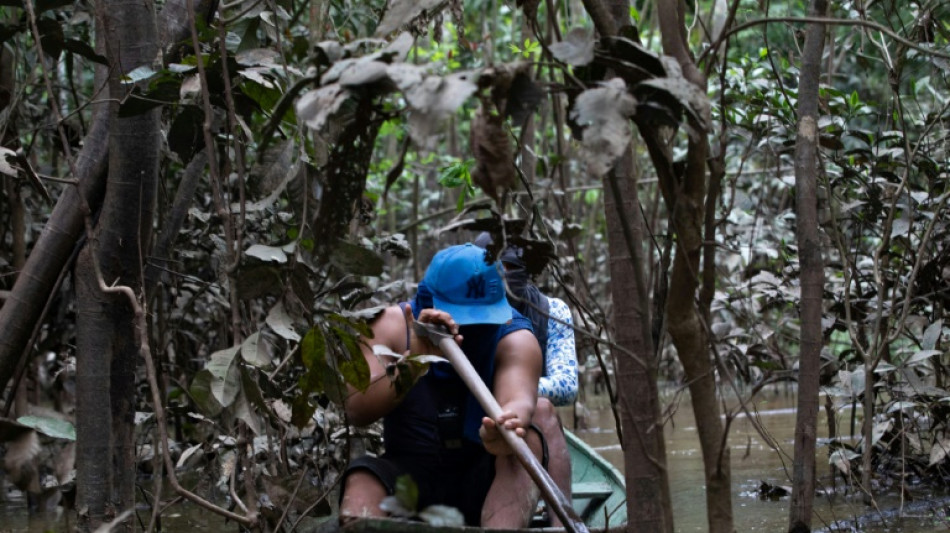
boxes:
[245,243,288,263]
[301,327,327,371]
[418,505,465,527]
[375,0,442,36]
[470,104,516,203]
[635,76,711,139]
[207,345,242,408]
[291,392,317,429]
[232,388,262,435]
[549,28,595,66]
[62,38,107,65]
[387,64,478,149]
[16,415,75,441]
[240,332,274,368]
[905,349,942,366]
[189,369,224,417]
[930,436,950,466]
[330,239,384,276]
[295,84,353,133]
[922,320,943,350]
[570,78,637,177]
[266,301,301,341]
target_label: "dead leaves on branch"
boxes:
[296,38,542,205]
[550,30,713,177]
[296,26,713,192]
[570,78,638,178]
[470,103,516,205]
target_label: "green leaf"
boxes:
[16,416,75,441]
[291,393,317,429]
[301,327,327,370]
[189,369,224,416]
[329,240,384,277]
[438,160,473,188]
[207,345,242,408]
[629,5,640,23]
[328,313,373,338]
[394,474,419,512]
[340,355,371,393]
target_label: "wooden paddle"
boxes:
[412,320,589,533]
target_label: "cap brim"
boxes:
[431,296,512,325]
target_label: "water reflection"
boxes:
[565,385,948,533]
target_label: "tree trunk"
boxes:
[0,113,109,395]
[652,0,734,530]
[604,153,673,533]
[596,1,674,531]
[75,0,160,528]
[787,1,829,531]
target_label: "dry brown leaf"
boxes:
[470,103,516,204]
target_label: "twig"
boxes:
[701,16,950,64]
[273,465,310,531]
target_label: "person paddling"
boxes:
[339,244,544,527]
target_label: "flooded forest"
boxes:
[0,0,948,531]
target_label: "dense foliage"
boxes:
[0,0,948,529]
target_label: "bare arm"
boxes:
[480,329,542,455]
[344,305,461,426]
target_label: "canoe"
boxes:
[564,430,626,529]
[341,430,627,533]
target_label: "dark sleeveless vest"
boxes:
[380,298,532,456]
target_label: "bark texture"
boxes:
[598,1,674,531]
[75,0,160,527]
[604,156,673,533]
[0,111,109,394]
[788,0,830,530]
[654,1,733,531]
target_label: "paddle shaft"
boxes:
[434,336,589,533]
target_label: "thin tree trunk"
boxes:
[0,113,108,394]
[604,153,673,533]
[75,248,117,530]
[652,0,733,530]
[0,0,207,399]
[788,1,829,530]
[596,1,673,531]
[75,0,160,528]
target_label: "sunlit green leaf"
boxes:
[16,416,75,441]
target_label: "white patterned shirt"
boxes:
[538,297,578,406]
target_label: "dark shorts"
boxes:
[341,426,550,526]
[342,442,496,526]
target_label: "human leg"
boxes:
[338,456,411,524]
[480,421,546,527]
[339,470,388,524]
[533,396,572,527]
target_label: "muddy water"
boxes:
[565,385,948,533]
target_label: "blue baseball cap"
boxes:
[422,244,512,325]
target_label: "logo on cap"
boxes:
[466,275,486,299]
